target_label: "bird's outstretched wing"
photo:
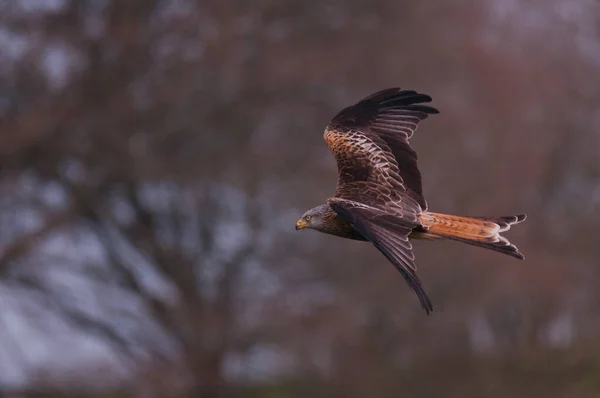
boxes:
[324,88,438,209]
[328,197,433,314]
[323,88,438,313]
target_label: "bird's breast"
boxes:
[320,214,368,241]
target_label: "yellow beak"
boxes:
[296,219,309,230]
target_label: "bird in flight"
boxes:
[295,88,525,314]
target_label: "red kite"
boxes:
[296,88,525,314]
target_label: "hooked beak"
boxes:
[296,219,309,230]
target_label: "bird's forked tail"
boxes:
[418,212,526,259]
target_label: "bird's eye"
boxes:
[305,215,312,221]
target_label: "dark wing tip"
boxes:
[371,88,440,115]
[402,104,440,115]
[409,275,434,314]
[512,251,525,260]
[329,87,439,127]
[422,297,434,315]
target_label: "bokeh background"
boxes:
[1,1,600,397]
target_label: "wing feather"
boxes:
[319,88,440,314]
[329,198,433,314]
[324,88,438,209]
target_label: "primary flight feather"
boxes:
[295,88,526,314]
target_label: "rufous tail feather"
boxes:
[418,212,526,259]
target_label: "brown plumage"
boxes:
[296,88,526,314]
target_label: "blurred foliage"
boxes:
[1,0,600,397]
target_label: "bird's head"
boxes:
[296,204,330,231]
